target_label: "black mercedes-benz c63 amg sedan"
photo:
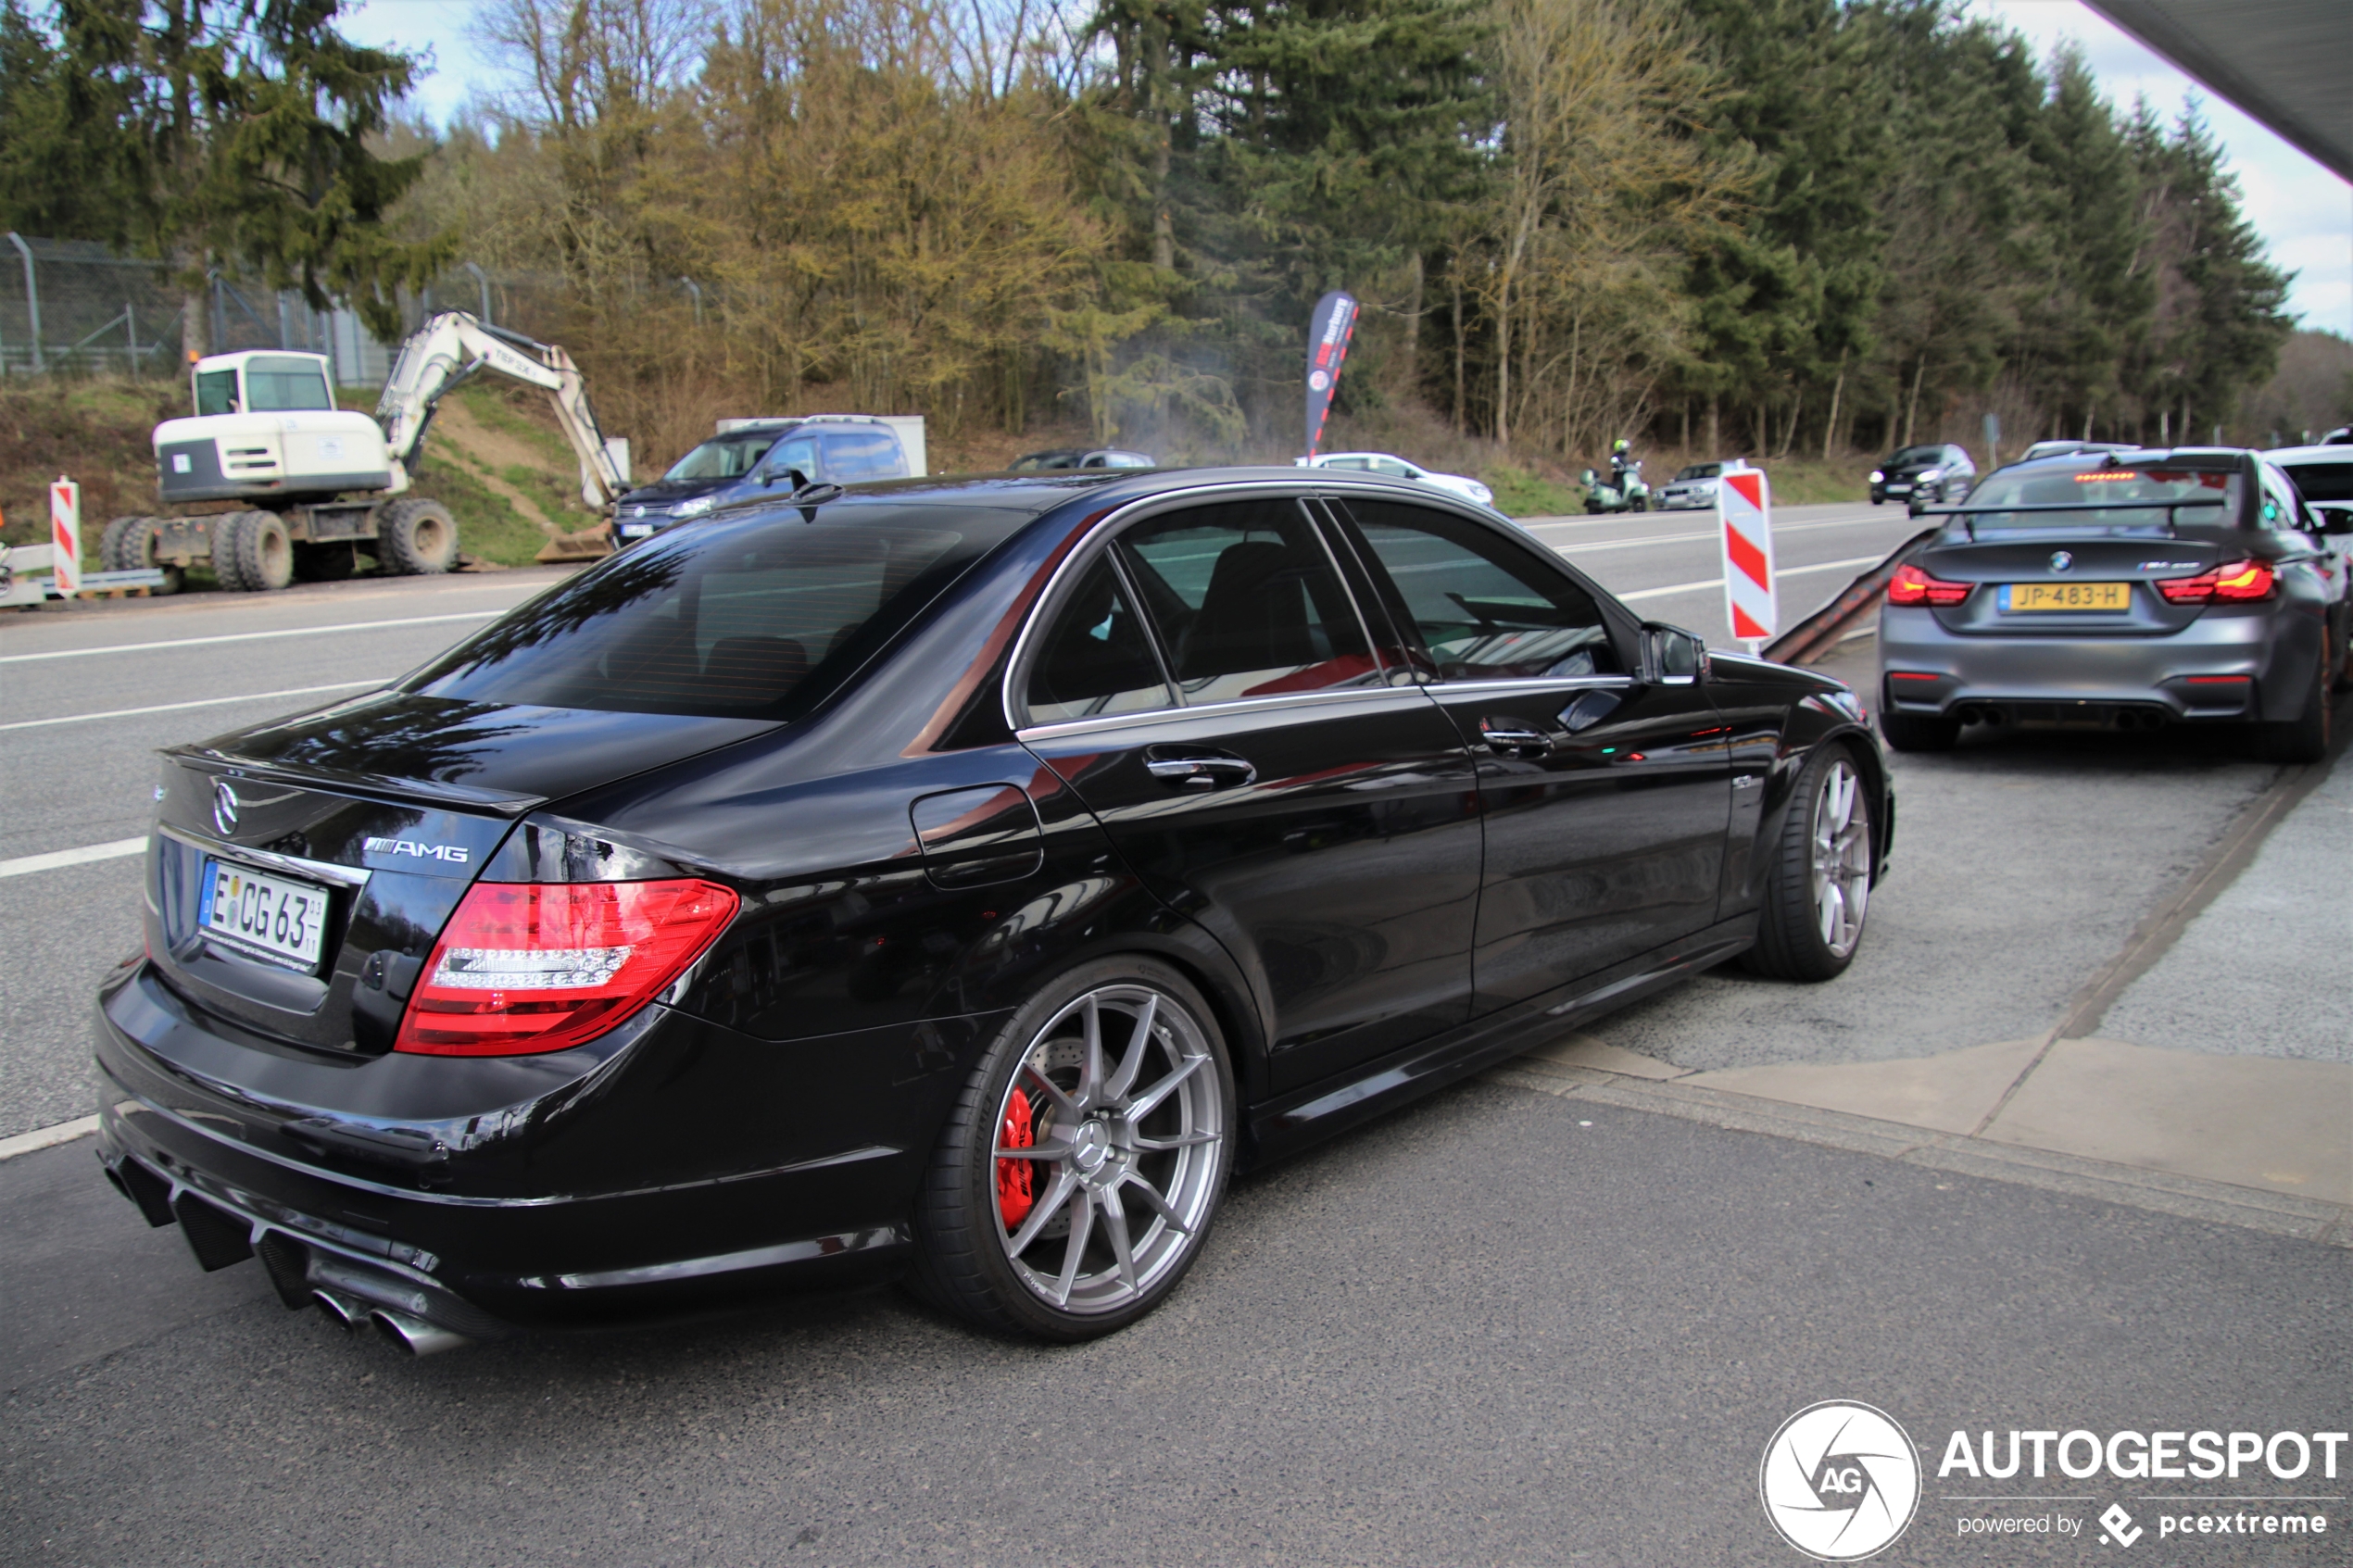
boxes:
[95,468,1893,1348]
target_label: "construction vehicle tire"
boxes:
[378,498,458,575]
[221,509,294,592]
[100,515,182,596]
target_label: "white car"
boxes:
[1655,458,1755,510]
[1300,451,1493,507]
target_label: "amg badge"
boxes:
[364,836,471,864]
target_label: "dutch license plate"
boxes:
[198,859,330,971]
[1885,483,1911,495]
[2002,582,2131,612]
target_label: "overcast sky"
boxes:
[344,0,2352,338]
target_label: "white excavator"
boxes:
[107,311,627,593]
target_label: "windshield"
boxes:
[1675,464,1720,481]
[1963,465,2241,530]
[2279,462,2353,504]
[663,432,785,483]
[405,511,975,721]
[245,356,333,411]
[1890,446,1944,466]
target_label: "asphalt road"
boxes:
[1,516,2344,1565]
[4,1081,2344,1566]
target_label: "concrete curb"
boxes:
[0,1115,99,1163]
[1489,1058,2351,1248]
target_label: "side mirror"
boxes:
[1642,623,1707,684]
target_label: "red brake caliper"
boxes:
[997,1086,1035,1227]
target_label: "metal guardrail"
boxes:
[1760,525,1941,666]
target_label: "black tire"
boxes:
[99,514,182,595]
[1870,495,1882,506]
[1740,741,1877,982]
[293,541,357,582]
[219,508,293,592]
[1633,496,1649,512]
[908,956,1236,1341]
[1880,709,1959,752]
[1584,500,1603,515]
[376,498,458,575]
[2258,649,2330,763]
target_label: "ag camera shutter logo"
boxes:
[1760,1400,1921,1562]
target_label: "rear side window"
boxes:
[820,431,903,483]
[244,356,334,411]
[1341,499,1621,680]
[1115,499,1380,704]
[1023,557,1175,724]
[408,516,969,721]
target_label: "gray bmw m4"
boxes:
[1877,447,2351,759]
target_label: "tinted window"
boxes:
[1023,557,1175,724]
[1676,464,1720,481]
[1891,446,1944,465]
[1966,464,2240,529]
[2278,461,2353,504]
[244,357,334,412]
[1342,500,1622,680]
[821,431,903,483]
[1116,500,1379,705]
[408,513,970,721]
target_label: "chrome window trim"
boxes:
[1003,479,1413,734]
[158,823,374,889]
[1015,684,1433,745]
[1413,674,1636,697]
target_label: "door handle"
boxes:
[1145,752,1258,789]
[1478,721,1552,758]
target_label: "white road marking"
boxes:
[0,609,497,665]
[0,837,146,879]
[0,679,386,734]
[1617,554,1888,602]
[0,1115,102,1161]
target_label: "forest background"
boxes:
[4,0,2349,514]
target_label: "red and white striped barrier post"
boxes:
[1718,469,1777,654]
[49,475,81,597]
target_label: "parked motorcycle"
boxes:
[1581,462,1650,513]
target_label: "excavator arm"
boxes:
[374,311,628,512]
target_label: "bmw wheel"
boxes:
[1742,744,1876,981]
[910,958,1235,1340]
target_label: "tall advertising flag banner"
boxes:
[1303,291,1359,458]
[1718,469,1777,646]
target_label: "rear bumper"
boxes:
[93,961,997,1334]
[1878,603,2308,721]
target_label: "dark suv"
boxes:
[1870,444,1978,515]
[615,417,911,543]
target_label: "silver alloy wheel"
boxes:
[992,984,1226,1315]
[1809,757,1872,957]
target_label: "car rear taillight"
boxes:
[395,879,740,1057]
[1887,563,1970,606]
[2156,558,2274,605]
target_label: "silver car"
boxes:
[1656,459,1753,511]
[1877,448,2350,760]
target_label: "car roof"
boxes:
[2264,445,2353,465]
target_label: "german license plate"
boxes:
[1885,483,1911,495]
[2002,582,2130,612]
[198,859,330,971]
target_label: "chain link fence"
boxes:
[0,236,576,388]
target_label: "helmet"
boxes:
[1613,438,1629,454]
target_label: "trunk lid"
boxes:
[147,692,775,1055]
[1914,533,2225,636]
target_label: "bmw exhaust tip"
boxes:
[312,1289,366,1330]
[369,1309,473,1358]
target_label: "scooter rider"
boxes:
[1609,438,1636,485]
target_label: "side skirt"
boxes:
[1245,914,1758,1165]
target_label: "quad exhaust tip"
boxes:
[369,1309,474,1358]
[312,1289,366,1330]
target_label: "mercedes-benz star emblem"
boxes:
[2050,550,2074,572]
[212,779,240,835]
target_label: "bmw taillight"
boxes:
[1887,563,1970,606]
[395,879,740,1056]
[2157,558,2274,605]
